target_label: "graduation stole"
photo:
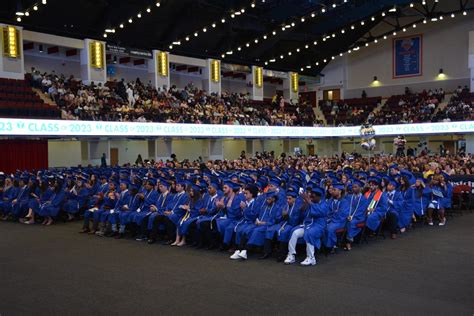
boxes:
[365,190,382,210]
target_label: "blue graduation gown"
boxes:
[108,189,131,225]
[366,190,388,231]
[399,188,415,228]
[246,202,281,247]
[37,190,65,217]
[303,200,329,249]
[346,193,369,239]
[166,191,190,225]
[118,194,141,225]
[324,197,350,248]
[277,198,306,242]
[147,191,173,230]
[0,186,17,215]
[413,187,431,216]
[225,198,259,246]
[178,198,205,235]
[195,193,222,226]
[386,189,403,227]
[215,193,245,234]
[12,185,30,217]
[131,189,159,225]
[441,183,453,209]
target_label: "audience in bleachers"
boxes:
[27,70,317,126]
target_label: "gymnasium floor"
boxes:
[1,215,473,315]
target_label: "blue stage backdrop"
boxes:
[393,34,423,79]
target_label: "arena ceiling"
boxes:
[1,0,473,76]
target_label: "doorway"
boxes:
[307,144,315,156]
[110,148,119,166]
[323,89,341,101]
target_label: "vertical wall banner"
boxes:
[393,34,423,79]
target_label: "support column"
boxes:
[148,50,170,91]
[0,24,24,80]
[246,66,263,101]
[203,59,221,95]
[156,139,172,162]
[80,39,106,85]
[283,72,299,103]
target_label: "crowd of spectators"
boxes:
[432,86,474,122]
[28,69,318,127]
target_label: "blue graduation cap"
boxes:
[332,183,345,191]
[368,176,381,184]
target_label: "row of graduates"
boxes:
[68,169,452,266]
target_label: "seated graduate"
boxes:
[95,181,120,236]
[261,185,304,260]
[80,180,117,234]
[440,172,453,222]
[145,179,173,244]
[22,176,52,225]
[385,178,404,239]
[149,178,190,244]
[115,183,141,238]
[225,184,259,255]
[63,176,90,221]
[215,180,245,251]
[174,183,206,247]
[323,182,350,252]
[194,180,223,249]
[365,177,388,235]
[0,175,18,220]
[284,185,328,266]
[344,179,369,250]
[412,176,431,219]
[133,178,159,240]
[229,190,282,261]
[427,174,448,226]
[9,176,31,220]
[398,172,416,233]
[35,178,66,226]
[98,180,131,237]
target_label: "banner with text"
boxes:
[1,118,474,138]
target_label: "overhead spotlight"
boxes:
[314,41,318,45]
[156,2,161,7]
[291,22,295,27]
[33,5,38,10]
[235,12,241,16]
[316,62,319,66]
[403,28,406,32]
[270,59,275,62]
[16,17,21,22]
[241,8,245,13]
[194,32,198,37]
[263,35,267,39]
[221,54,225,58]
[463,11,467,15]
[348,49,352,53]
[226,51,233,55]
[361,21,365,25]
[42,0,47,4]
[331,56,335,60]
[246,43,250,47]
[323,59,327,62]
[119,24,124,28]
[365,43,369,47]
[300,68,304,71]
[221,18,226,23]
[413,24,416,28]
[374,39,378,43]
[251,3,256,8]
[15,12,25,16]
[137,13,142,18]
[323,37,327,41]
[332,33,335,38]
[410,3,414,7]
[423,19,427,23]
[231,13,235,18]
[169,45,173,49]
[321,8,326,13]
[451,13,455,18]
[422,0,426,4]
[371,17,375,21]
[203,28,207,32]
[280,55,284,59]
[431,17,438,21]
[103,33,107,38]
[296,48,300,52]
[301,17,305,22]
[332,3,336,8]
[272,31,276,35]
[288,52,292,56]
[128,18,133,23]
[265,62,268,65]
[382,12,386,17]
[172,41,181,45]
[351,25,355,29]
[237,47,241,51]
[306,65,312,69]
[311,13,316,18]
[305,44,309,49]
[185,36,190,41]
[389,7,397,12]
[339,53,343,56]
[212,23,216,28]
[254,39,259,43]
[341,29,345,33]
[383,35,387,39]
[146,8,151,13]
[393,31,397,35]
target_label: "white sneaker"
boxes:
[238,249,247,260]
[284,254,295,265]
[428,221,434,226]
[300,257,317,266]
[438,219,446,226]
[230,250,241,260]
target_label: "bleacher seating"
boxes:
[319,97,381,126]
[0,78,60,119]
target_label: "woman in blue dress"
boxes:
[175,184,205,247]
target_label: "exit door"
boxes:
[110,148,119,166]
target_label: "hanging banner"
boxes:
[393,34,422,79]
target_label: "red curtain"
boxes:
[0,139,48,173]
